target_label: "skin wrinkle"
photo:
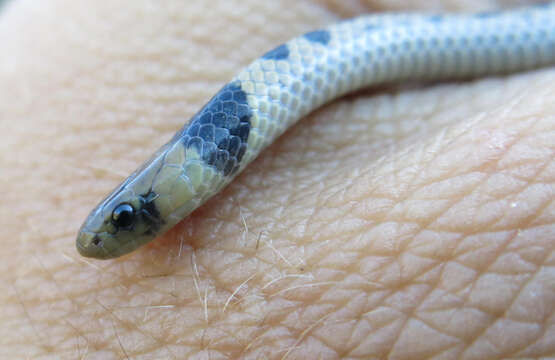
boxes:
[473,266,549,352]
[28,253,105,354]
[405,118,550,351]
[412,131,529,233]
[1,0,554,359]
[288,95,548,358]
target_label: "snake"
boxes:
[76,3,555,259]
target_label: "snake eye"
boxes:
[111,203,135,229]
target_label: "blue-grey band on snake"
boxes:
[76,3,555,259]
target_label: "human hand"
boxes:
[1,0,554,358]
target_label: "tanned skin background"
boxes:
[0,0,554,358]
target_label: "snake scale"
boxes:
[77,3,555,259]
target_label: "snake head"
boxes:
[76,181,163,259]
[76,150,168,259]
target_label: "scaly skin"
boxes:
[1,0,554,358]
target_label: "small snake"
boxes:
[77,3,555,259]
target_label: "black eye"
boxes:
[111,203,135,229]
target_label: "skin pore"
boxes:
[1,0,554,358]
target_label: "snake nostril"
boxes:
[92,236,102,247]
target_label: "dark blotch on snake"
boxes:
[262,44,290,60]
[364,24,381,32]
[428,15,443,23]
[304,30,331,45]
[139,190,163,232]
[177,81,251,176]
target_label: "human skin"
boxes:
[0,0,554,358]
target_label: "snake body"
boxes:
[77,3,555,259]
